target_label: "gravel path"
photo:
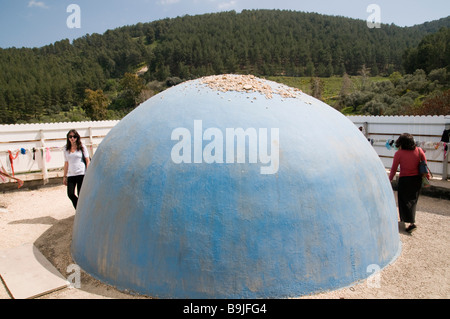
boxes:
[0,185,448,299]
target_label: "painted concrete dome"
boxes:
[71,74,400,298]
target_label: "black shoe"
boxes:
[406,224,417,233]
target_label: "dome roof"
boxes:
[71,74,400,298]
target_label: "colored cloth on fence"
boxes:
[8,150,20,176]
[45,147,51,162]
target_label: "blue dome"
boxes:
[71,74,400,298]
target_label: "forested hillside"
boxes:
[143,10,448,78]
[0,9,449,124]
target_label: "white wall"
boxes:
[348,115,450,177]
[1,116,449,184]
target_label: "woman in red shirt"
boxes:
[389,133,429,233]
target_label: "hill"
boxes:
[0,9,449,123]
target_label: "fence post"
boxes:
[39,130,49,184]
[363,121,369,138]
[88,127,94,158]
[443,123,450,181]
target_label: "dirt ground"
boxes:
[0,184,448,299]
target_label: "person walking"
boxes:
[389,133,429,234]
[63,129,90,209]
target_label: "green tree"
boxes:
[0,91,7,124]
[305,61,315,77]
[389,71,403,86]
[82,89,109,120]
[119,73,145,107]
[403,27,450,74]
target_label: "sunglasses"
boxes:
[68,135,78,139]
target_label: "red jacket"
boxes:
[389,147,428,181]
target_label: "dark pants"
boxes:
[67,175,84,209]
[398,175,422,223]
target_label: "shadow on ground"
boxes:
[32,215,147,299]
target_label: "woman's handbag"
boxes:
[418,148,432,187]
[81,144,91,168]
[419,160,428,175]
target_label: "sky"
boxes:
[0,0,449,48]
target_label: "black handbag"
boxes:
[81,145,90,167]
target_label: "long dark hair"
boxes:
[395,133,416,150]
[66,129,83,151]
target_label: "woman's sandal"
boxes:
[406,224,417,233]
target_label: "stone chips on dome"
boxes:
[199,74,302,99]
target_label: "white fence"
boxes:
[349,115,450,179]
[0,121,119,184]
[1,116,449,186]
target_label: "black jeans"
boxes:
[67,175,84,209]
